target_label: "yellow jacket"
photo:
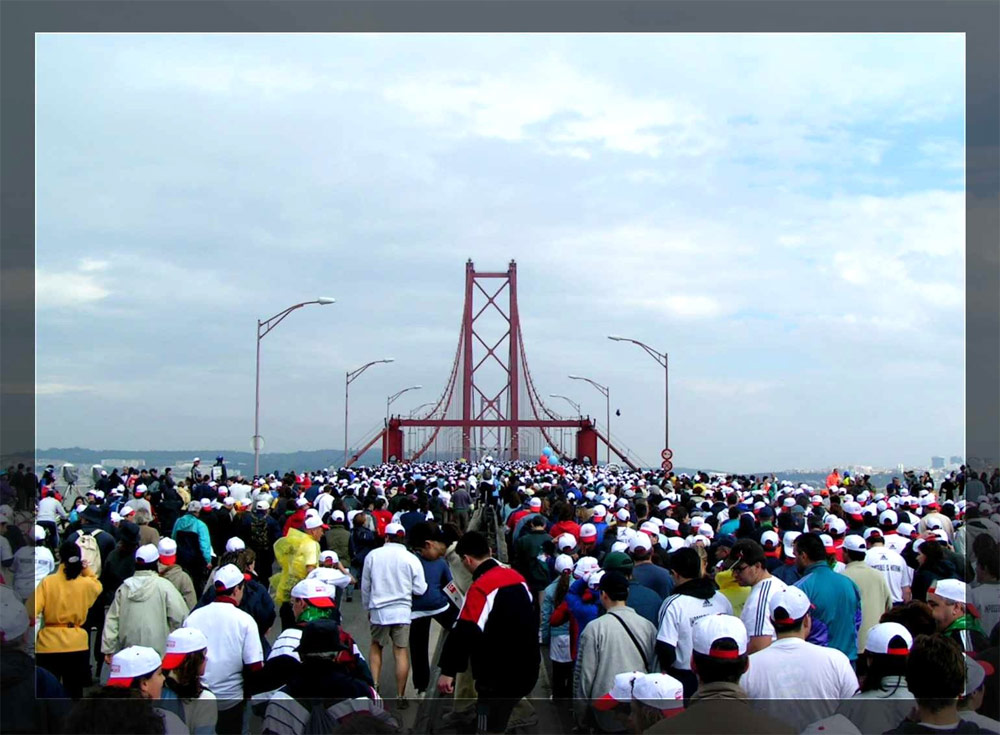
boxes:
[28,565,103,653]
[270,527,319,604]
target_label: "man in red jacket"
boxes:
[437,531,539,734]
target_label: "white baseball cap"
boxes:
[769,585,811,623]
[214,563,248,591]
[842,535,867,555]
[662,518,680,533]
[556,533,577,551]
[331,510,345,522]
[291,578,336,607]
[319,550,340,566]
[528,497,542,509]
[864,622,913,656]
[594,670,644,711]
[628,533,653,555]
[107,646,162,687]
[554,554,574,575]
[295,497,309,507]
[965,654,995,697]
[592,504,607,518]
[573,556,600,581]
[615,508,630,522]
[157,537,178,564]
[0,587,30,642]
[385,521,405,537]
[120,505,136,517]
[579,523,598,542]
[162,628,209,669]
[692,614,748,658]
[32,524,47,541]
[631,673,685,714]
[781,531,802,557]
[135,544,159,564]
[929,578,966,604]
[255,499,271,511]
[304,515,328,531]
[225,537,246,553]
[586,569,606,590]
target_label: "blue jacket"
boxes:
[627,581,662,625]
[412,555,453,614]
[592,520,609,546]
[795,561,862,660]
[171,514,212,565]
[565,578,601,633]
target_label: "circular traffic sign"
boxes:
[661,460,673,471]
[661,448,673,461]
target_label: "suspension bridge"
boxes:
[345,260,652,470]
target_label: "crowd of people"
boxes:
[0,458,998,735]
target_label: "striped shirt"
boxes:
[741,577,787,641]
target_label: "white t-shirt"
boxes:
[970,582,1000,637]
[742,637,858,700]
[183,600,263,709]
[741,636,859,730]
[12,545,55,601]
[360,542,427,626]
[865,545,914,603]
[314,493,335,521]
[37,496,68,523]
[741,577,787,641]
[656,590,734,670]
[882,533,910,555]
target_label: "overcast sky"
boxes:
[35,33,964,471]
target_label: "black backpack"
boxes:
[249,514,270,551]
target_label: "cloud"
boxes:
[35,268,110,308]
[35,382,95,396]
[383,56,717,159]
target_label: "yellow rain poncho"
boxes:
[270,527,320,605]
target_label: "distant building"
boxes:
[949,455,963,466]
[101,458,145,468]
[931,456,945,469]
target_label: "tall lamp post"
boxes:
[549,393,582,418]
[608,335,670,465]
[387,385,422,423]
[254,297,336,478]
[568,374,610,464]
[344,358,394,467]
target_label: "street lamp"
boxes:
[568,374,610,464]
[608,335,670,463]
[344,358,394,467]
[549,394,582,417]
[254,297,336,477]
[387,385,422,423]
[409,402,436,418]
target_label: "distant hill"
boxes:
[34,447,382,475]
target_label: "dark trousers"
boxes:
[37,650,92,699]
[476,695,518,735]
[279,601,295,631]
[454,509,470,533]
[551,660,573,700]
[84,600,106,678]
[215,703,244,735]
[37,520,59,551]
[410,606,458,692]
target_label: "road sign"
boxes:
[661,460,673,471]
[661,448,673,461]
